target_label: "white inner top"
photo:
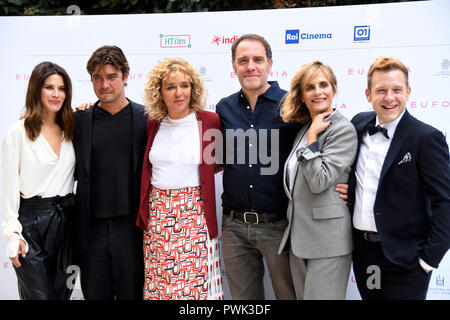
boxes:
[149,112,201,190]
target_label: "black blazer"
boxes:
[348,110,450,269]
[72,99,147,254]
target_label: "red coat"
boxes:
[136,110,221,239]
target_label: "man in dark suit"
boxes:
[73,46,147,299]
[348,56,450,300]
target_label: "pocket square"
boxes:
[398,152,412,165]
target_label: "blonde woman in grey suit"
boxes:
[278,61,357,300]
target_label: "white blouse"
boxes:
[149,112,201,190]
[1,119,75,257]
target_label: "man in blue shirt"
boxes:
[216,34,300,299]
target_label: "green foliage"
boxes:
[0,0,417,16]
[1,0,78,15]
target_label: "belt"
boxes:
[20,193,76,209]
[223,209,285,224]
[356,229,380,242]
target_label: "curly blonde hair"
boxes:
[281,61,337,123]
[143,57,207,120]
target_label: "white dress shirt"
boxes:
[1,119,75,257]
[149,112,201,190]
[353,111,404,232]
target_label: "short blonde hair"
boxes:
[281,61,337,123]
[143,57,206,120]
[367,56,409,90]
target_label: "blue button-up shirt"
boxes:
[216,81,302,214]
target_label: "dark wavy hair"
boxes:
[22,61,74,141]
[86,45,130,79]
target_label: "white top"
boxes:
[352,111,404,233]
[352,110,434,271]
[1,119,75,257]
[149,112,201,190]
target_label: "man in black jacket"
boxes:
[73,45,147,299]
[348,56,450,300]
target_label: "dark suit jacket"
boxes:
[136,111,221,239]
[73,99,147,254]
[348,110,450,269]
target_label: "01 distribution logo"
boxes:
[354,25,370,42]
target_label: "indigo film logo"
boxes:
[354,25,370,42]
[285,30,300,44]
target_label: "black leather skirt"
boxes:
[14,193,75,300]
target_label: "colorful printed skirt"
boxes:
[143,186,223,300]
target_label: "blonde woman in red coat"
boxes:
[137,58,223,300]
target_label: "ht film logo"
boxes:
[160,34,192,48]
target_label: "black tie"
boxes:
[368,124,389,139]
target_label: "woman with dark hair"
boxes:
[1,61,75,300]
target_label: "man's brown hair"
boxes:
[86,45,130,79]
[367,56,409,90]
[231,34,272,62]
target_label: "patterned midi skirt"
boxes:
[143,186,223,300]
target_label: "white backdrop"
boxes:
[0,0,449,300]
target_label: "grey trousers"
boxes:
[221,216,296,300]
[289,249,352,300]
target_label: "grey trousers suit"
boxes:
[278,110,357,299]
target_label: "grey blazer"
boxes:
[278,110,357,259]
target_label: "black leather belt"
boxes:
[20,193,76,209]
[356,229,380,242]
[223,209,285,225]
